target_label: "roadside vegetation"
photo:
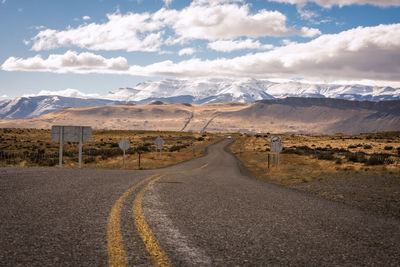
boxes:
[0,128,219,169]
[229,132,400,218]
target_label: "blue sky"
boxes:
[0,0,399,98]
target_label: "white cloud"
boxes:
[178,47,196,56]
[82,15,91,21]
[23,89,101,99]
[30,2,320,52]
[268,0,400,8]
[31,12,164,52]
[299,26,321,37]
[6,24,399,86]
[157,1,321,40]
[162,0,173,6]
[130,24,400,83]
[1,50,129,74]
[1,0,6,4]
[208,39,273,52]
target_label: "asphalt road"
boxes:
[1,139,400,266]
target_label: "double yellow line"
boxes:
[107,174,172,267]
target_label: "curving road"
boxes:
[1,139,400,266]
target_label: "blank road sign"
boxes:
[270,135,283,153]
[52,126,92,142]
[119,139,130,151]
[154,136,164,148]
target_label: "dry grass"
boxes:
[229,132,400,218]
[0,128,219,169]
[230,132,400,183]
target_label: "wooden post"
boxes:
[267,153,270,169]
[138,152,141,169]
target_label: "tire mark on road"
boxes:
[133,175,173,267]
[107,174,161,267]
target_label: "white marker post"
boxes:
[270,135,283,168]
[119,138,130,168]
[154,136,164,159]
[52,125,92,169]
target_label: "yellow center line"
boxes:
[133,175,173,267]
[107,174,161,267]
[193,162,209,171]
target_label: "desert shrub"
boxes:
[397,147,400,155]
[384,146,393,150]
[348,145,357,149]
[363,145,372,149]
[335,158,342,164]
[84,156,96,164]
[38,157,58,167]
[110,142,119,148]
[365,154,390,166]
[136,145,150,152]
[169,144,187,152]
[197,137,204,141]
[385,158,395,165]
[346,152,366,163]
[316,151,335,161]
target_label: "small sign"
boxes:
[270,136,282,153]
[52,125,91,142]
[51,125,92,169]
[119,139,130,151]
[119,138,130,169]
[154,136,164,148]
[154,136,164,159]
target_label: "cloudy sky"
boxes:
[0,0,399,98]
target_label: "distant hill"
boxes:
[1,98,399,134]
[0,96,125,120]
[1,78,399,121]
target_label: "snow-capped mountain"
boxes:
[0,96,123,120]
[106,78,400,104]
[106,78,275,104]
[1,78,399,120]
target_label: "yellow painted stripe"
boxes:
[107,174,161,267]
[133,175,173,267]
[193,162,208,171]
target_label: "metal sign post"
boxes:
[58,127,64,168]
[52,125,92,169]
[270,135,283,168]
[154,136,164,159]
[119,139,130,169]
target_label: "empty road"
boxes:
[1,139,400,266]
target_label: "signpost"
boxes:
[154,136,164,159]
[270,135,282,168]
[119,138,130,168]
[52,125,92,168]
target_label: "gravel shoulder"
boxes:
[290,171,400,219]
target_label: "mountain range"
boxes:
[1,79,400,120]
[1,98,399,134]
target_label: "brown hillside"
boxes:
[0,98,399,134]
